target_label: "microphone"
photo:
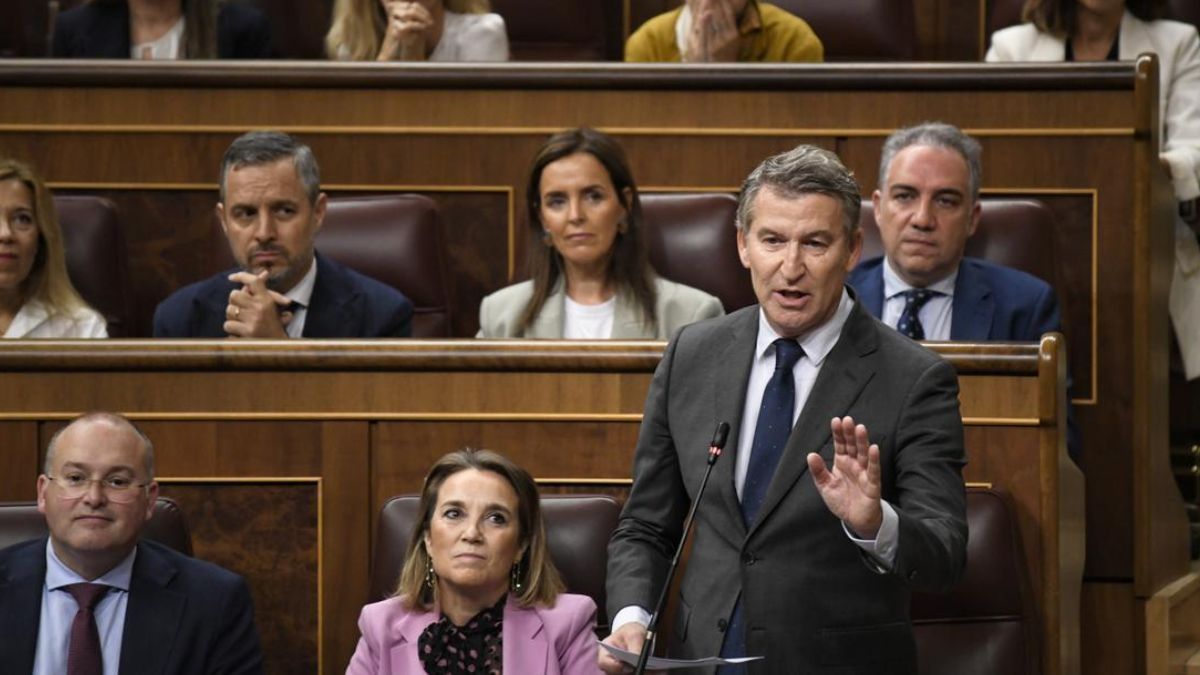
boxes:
[633,421,731,675]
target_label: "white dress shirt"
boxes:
[130,17,184,60]
[880,257,957,341]
[33,541,136,675]
[612,290,900,633]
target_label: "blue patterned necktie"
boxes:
[896,288,937,340]
[719,338,804,674]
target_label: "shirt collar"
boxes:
[754,288,853,368]
[45,538,136,592]
[882,256,958,300]
[282,256,319,309]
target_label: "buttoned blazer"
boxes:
[847,256,1061,341]
[476,275,724,339]
[345,593,601,674]
[152,253,414,338]
[0,538,263,674]
[606,299,968,675]
[51,1,273,59]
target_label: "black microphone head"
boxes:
[711,421,731,449]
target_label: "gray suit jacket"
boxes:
[476,275,724,338]
[606,298,967,674]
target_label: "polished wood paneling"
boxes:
[1083,582,1138,675]
[0,422,38,501]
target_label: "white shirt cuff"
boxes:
[611,605,652,633]
[843,500,899,566]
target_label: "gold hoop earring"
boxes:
[425,557,436,590]
[510,562,523,593]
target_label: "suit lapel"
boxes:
[747,304,879,537]
[950,260,994,340]
[712,308,760,532]
[391,607,438,672]
[611,291,654,339]
[304,255,360,338]
[197,274,238,337]
[857,263,886,319]
[119,543,185,674]
[527,280,566,338]
[502,598,548,673]
[0,541,47,672]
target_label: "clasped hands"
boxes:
[682,0,741,63]
[223,270,295,338]
[377,1,434,61]
[597,416,883,674]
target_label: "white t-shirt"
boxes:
[429,11,509,62]
[563,295,615,339]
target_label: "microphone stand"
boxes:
[633,421,730,675]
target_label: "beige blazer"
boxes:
[477,275,724,339]
[987,10,1200,201]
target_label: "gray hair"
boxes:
[218,131,321,205]
[878,122,982,200]
[736,144,862,235]
[45,412,155,480]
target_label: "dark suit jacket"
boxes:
[52,1,272,59]
[607,299,968,675]
[847,256,1061,341]
[152,253,414,337]
[0,538,263,674]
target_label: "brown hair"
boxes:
[518,127,656,333]
[1021,0,1165,38]
[326,0,492,60]
[395,449,565,610]
[0,159,92,314]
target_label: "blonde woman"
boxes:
[0,160,106,338]
[326,0,508,62]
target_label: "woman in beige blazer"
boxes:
[477,128,724,339]
[989,0,1200,377]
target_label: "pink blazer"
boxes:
[345,593,602,675]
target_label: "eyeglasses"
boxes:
[46,474,151,503]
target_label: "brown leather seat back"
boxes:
[911,487,1038,675]
[316,195,452,337]
[370,494,621,629]
[212,194,452,337]
[0,497,193,556]
[641,192,754,312]
[771,0,917,60]
[858,198,1059,294]
[491,0,623,60]
[55,195,133,336]
[1167,0,1200,30]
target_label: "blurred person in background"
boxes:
[52,0,272,59]
[326,0,508,61]
[625,0,823,63]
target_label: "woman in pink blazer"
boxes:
[346,449,602,674]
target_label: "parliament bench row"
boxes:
[0,487,1039,675]
[56,192,1065,339]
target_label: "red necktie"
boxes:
[64,582,109,675]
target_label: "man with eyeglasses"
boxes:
[0,412,263,674]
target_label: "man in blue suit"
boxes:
[154,131,413,338]
[0,412,263,674]
[848,122,1078,461]
[847,122,1061,342]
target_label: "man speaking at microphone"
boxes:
[599,145,967,674]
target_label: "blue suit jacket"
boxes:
[152,253,413,338]
[847,256,1061,341]
[51,1,272,59]
[0,538,263,674]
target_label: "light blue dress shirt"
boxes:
[33,540,135,675]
